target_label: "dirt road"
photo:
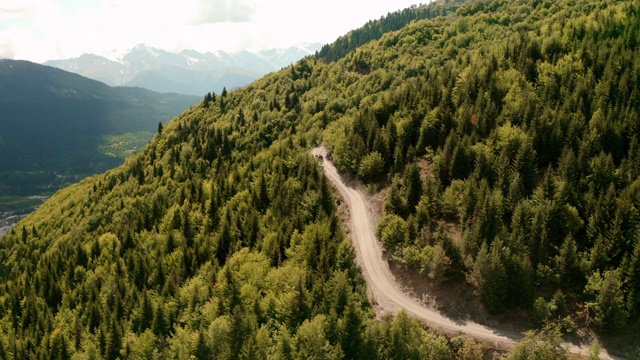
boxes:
[311,146,619,359]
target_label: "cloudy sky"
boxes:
[0,0,423,62]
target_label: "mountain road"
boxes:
[311,146,620,360]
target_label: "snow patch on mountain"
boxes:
[44,43,323,95]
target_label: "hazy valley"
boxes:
[0,59,200,217]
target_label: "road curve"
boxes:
[311,146,620,359]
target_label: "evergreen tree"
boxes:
[49,330,69,360]
[140,292,154,332]
[153,302,167,337]
[585,269,629,332]
[194,331,210,359]
[507,328,567,360]
[472,242,508,314]
[229,307,247,360]
[339,303,364,359]
[626,234,640,319]
[106,317,122,360]
[555,236,582,289]
[405,163,423,213]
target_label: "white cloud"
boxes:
[0,0,423,62]
[194,0,256,24]
[0,0,39,20]
[0,40,17,59]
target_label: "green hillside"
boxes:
[323,0,640,349]
[0,60,199,197]
[315,2,458,63]
[1,0,639,358]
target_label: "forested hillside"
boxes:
[316,2,458,63]
[324,0,640,340]
[0,0,639,358]
[0,60,199,197]
[0,58,472,359]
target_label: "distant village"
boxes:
[0,195,49,237]
[0,213,27,237]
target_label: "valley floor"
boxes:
[0,214,26,236]
[0,195,49,236]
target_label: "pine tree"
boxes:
[585,269,629,332]
[472,242,508,314]
[106,317,122,360]
[273,327,294,360]
[256,172,270,212]
[626,234,640,319]
[290,276,310,329]
[140,292,153,332]
[514,140,538,196]
[507,328,567,360]
[405,163,423,212]
[587,184,617,248]
[152,302,167,337]
[450,136,474,180]
[49,329,69,360]
[216,219,232,265]
[385,179,407,217]
[229,306,246,360]
[194,331,210,359]
[340,303,364,359]
[219,265,241,316]
[556,236,582,289]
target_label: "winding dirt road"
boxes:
[311,146,619,359]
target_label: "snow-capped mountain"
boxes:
[45,53,129,86]
[43,43,322,96]
[259,42,322,69]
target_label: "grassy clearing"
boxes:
[100,131,155,158]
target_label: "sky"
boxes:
[0,0,423,63]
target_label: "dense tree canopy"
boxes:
[323,0,640,341]
[1,0,639,358]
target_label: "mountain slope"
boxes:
[320,0,640,355]
[44,54,130,86]
[316,2,458,63]
[1,0,639,358]
[45,43,322,95]
[0,60,199,196]
[122,65,259,95]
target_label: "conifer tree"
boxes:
[194,331,209,360]
[49,330,69,360]
[152,302,167,337]
[405,163,423,213]
[625,235,640,319]
[140,292,154,332]
[585,269,629,332]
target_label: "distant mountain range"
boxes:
[0,59,199,197]
[44,43,322,96]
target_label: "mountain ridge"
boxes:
[0,59,199,197]
[44,43,323,95]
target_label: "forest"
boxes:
[326,0,640,333]
[1,0,639,358]
[0,60,199,198]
